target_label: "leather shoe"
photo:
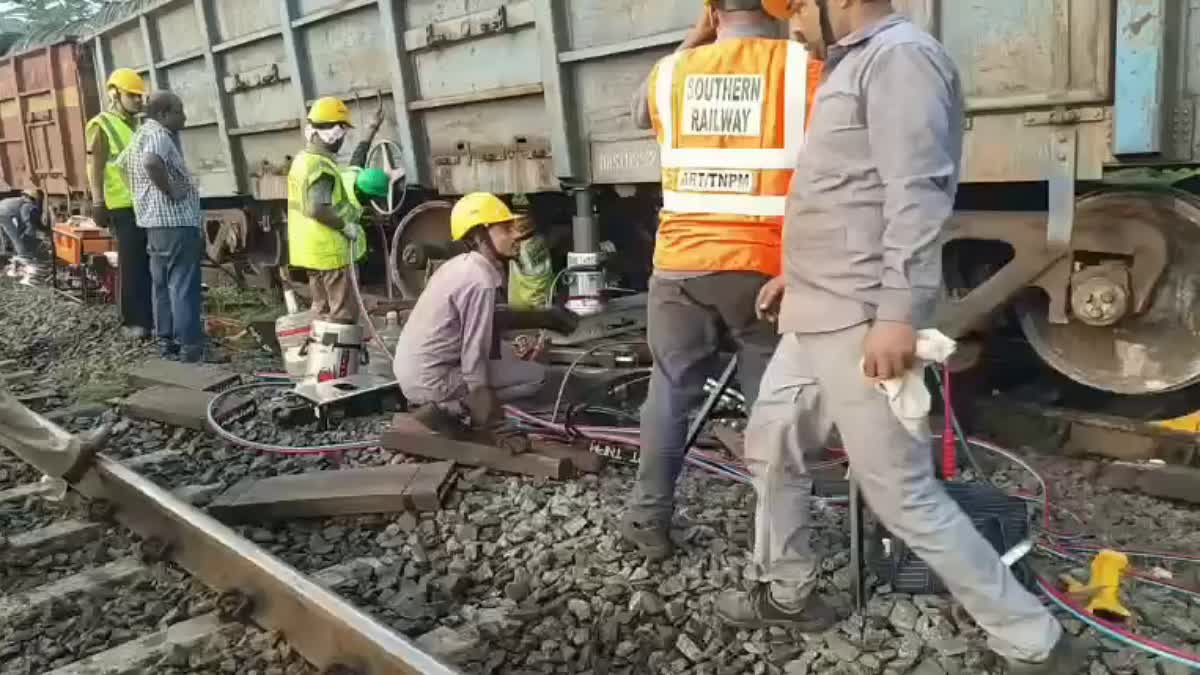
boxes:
[62,423,111,482]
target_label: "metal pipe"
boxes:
[572,187,598,254]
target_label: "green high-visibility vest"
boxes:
[85,112,135,209]
[339,167,368,262]
[287,151,365,270]
[508,235,553,309]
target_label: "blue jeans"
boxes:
[0,214,38,259]
[147,227,203,361]
[627,273,777,525]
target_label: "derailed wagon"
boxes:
[2,0,1199,412]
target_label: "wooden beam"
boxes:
[208,462,455,522]
[1,370,36,382]
[15,390,56,404]
[529,440,605,474]
[126,358,239,392]
[382,414,573,480]
[1099,462,1200,506]
[120,386,217,430]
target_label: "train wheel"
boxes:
[1017,191,1200,405]
[389,201,452,299]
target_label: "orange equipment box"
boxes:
[53,223,115,266]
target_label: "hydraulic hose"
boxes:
[346,253,390,357]
[205,382,382,455]
[1036,576,1200,670]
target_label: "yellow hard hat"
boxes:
[107,68,146,96]
[308,96,352,126]
[451,193,514,241]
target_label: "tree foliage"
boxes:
[0,1,109,34]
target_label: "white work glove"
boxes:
[341,224,359,242]
[863,330,957,440]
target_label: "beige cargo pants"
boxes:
[398,352,547,407]
[745,323,1061,662]
[0,383,81,478]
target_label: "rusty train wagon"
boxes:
[6,0,1200,412]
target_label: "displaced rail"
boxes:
[2,449,458,675]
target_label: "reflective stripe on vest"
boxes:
[655,40,810,217]
[287,151,356,271]
[85,112,135,209]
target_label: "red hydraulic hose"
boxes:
[942,365,956,479]
[1036,576,1200,670]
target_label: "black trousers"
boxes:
[109,208,153,331]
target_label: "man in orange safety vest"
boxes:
[620,0,822,561]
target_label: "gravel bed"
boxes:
[147,624,315,675]
[0,523,136,594]
[0,285,154,406]
[0,564,214,673]
[0,451,48,491]
[0,487,77,531]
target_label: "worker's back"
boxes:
[647,36,821,278]
[0,196,27,221]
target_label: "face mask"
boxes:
[305,124,347,147]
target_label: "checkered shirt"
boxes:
[119,118,201,228]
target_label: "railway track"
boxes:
[1,442,457,674]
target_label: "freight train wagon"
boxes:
[2,0,1199,414]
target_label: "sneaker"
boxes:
[121,326,149,340]
[715,584,837,632]
[1004,634,1089,674]
[619,511,674,561]
[4,261,20,278]
[158,338,180,360]
[62,423,112,483]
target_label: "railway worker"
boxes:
[0,382,110,483]
[714,1,1086,672]
[619,0,823,561]
[119,92,210,363]
[0,188,47,286]
[393,193,573,434]
[88,68,153,340]
[286,97,385,325]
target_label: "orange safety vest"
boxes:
[648,39,822,278]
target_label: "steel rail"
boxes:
[68,455,459,675]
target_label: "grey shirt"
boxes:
[780,14,962,333]
[0,196,38,232]
[393,251,503,404]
